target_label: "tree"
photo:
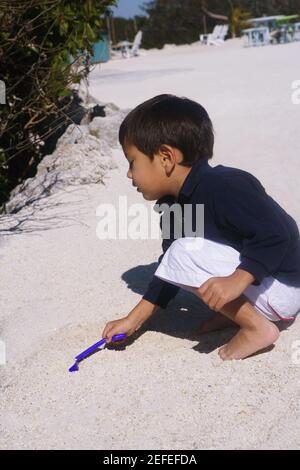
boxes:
[0,0,116,207]
[140,0,300,47]
[141,0,226,49]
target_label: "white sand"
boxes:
[1,39,300,450]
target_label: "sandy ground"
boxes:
[1,39,300,450]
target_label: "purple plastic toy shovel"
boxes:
[69,333,127,372]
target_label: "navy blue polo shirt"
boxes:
[142,158,300,308]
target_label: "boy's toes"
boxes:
[218,344,230,361]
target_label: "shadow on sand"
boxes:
[117,262,295,359]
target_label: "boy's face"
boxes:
[124,143,175,201]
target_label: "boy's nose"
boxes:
[127,169,132,179]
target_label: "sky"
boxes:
[112,0,145,18]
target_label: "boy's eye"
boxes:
[129,161,134,169]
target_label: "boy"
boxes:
[102,94,300,360]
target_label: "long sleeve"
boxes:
[142,196,180,308]
[212,173,293,285]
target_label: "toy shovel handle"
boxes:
[75,333,127,361]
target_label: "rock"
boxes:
[88,109,129,149]
[4,106,130,214]
[90,104,106,120]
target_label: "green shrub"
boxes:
[0,0,116,209]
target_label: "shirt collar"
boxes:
[155,158,211,208]
[178,158,210,199]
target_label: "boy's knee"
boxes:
[167,238,192,264]
[167,237,205,262]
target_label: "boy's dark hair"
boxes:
[119,94,214,166]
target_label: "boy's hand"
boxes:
[102,316,140,344]
[102,299,159,344]
[198,269,255,312]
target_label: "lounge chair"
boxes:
[200,24,228,46]
[112,30,143,59]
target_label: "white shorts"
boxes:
[154,237,300,322]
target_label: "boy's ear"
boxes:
[158,144,177,169]
[157,145,184,174]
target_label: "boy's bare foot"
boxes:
[218,320,279,361]
[192,314,237,336]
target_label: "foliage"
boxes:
[229,6,252,37]
[0,0,116,207]
[112,0,300,48]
